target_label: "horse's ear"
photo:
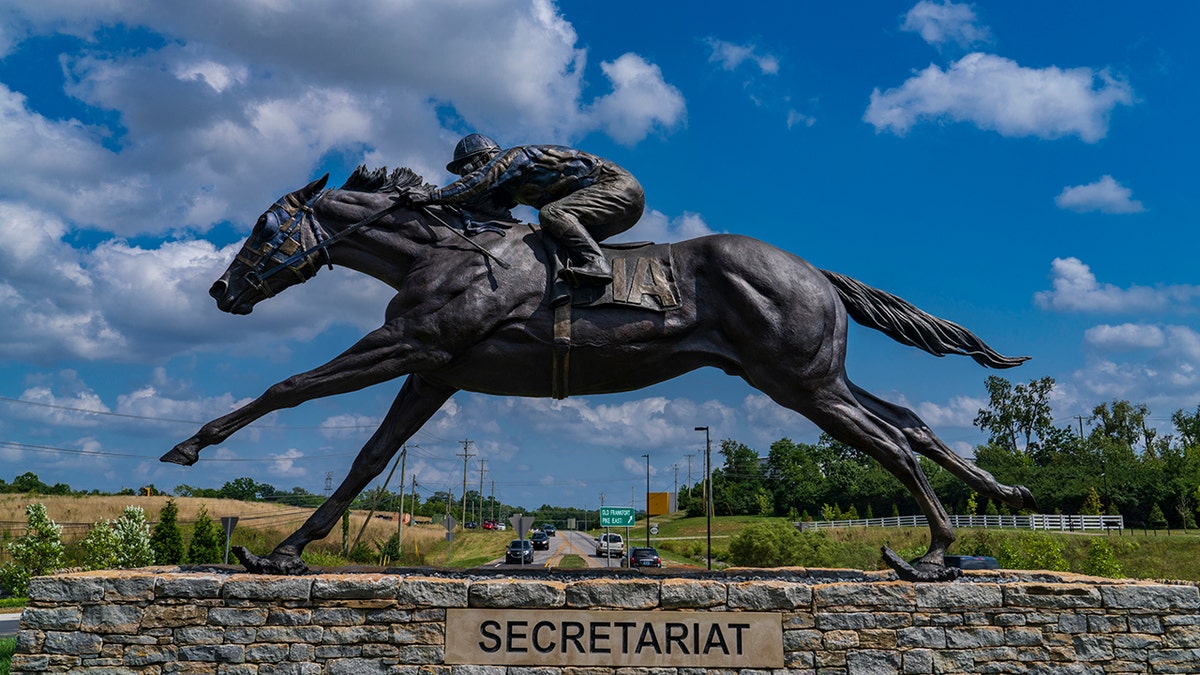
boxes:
[302,173,329,198]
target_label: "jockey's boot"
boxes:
[549,222,612,287]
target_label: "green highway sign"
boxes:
[600,507,636,527]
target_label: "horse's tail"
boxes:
[820,269,1029,369]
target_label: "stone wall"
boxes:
[10,567,1200,674]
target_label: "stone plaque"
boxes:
[445,608,783,667]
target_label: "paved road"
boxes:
[0,611,21,638]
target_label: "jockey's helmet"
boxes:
[446,134,501,174]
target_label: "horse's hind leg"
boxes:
[765,377,960,581]
[234,374,456,574]
[849,384,1037,511]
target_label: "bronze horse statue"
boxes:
[164,166,1035,580]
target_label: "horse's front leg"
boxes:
[162,322,451,466]
[234,374,456,574]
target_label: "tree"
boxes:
[112,506,154,568]
[1171,405,1200,449]
[186,507,224,564]
[220,477,261,502]
[1079,486,1104,516]
[150,499,185,564]
[973,376,1055,454]
[79,520,120,571]
[0,503,65,596]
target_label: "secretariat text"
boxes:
[445,609,783,667]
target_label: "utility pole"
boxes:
[673,463,679,514]
[490,479,495,522]
[686,454,694,486]
[405,476,417,546]
[477,459,487,524]
[695,426,712,570]
[457,440,474,528]
[395,445,410,548]
[643,453,651,547]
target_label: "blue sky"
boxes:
[0,1,1196,513]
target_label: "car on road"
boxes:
[494,522,507,531]
[541,523,556,536]
[505,539,534,564]
[944,555,1000,570]
[464,521,478,529]
[594,533,625,558]
[628,547,663,568]
[481,520,495,530]
[530,531,550,550]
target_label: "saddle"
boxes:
[539,232,682,399]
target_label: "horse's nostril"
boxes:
[210,279,228,299]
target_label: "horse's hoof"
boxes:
[1016,485,1039,512]
[233,546,309,575]
[882,547,962,582]
[160,441,200,466]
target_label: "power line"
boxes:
[0,395,379,430]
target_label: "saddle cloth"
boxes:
[549,240,682,311]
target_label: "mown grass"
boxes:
[0,636,14,675]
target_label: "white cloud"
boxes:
[0,1,685,237]
[1055,175,1145,214]
[588,54,686,146]
[1034,257,1200,314]
[1074,325,1200,404]
[613,209,716,244]
[914,395,986,428]
[865,53,1133,142]
[787,110,816,129]
[268,448,307,478]
[705,38,780,75]
[901,1,991,48]
[1084,324,1165,350]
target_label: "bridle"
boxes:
[238,186,510,298]
[238,189,408,298]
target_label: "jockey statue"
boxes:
[407,134,645,288]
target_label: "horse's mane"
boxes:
[340,165,431,193]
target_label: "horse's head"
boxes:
[209,174,332,314]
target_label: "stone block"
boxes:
[142,603,208,628]
[467,579,565,608]
[896,626,946,649]
[815,582,915,611]
[902,648,933,674]
[311,574,399,600]
[659,578,726,608]
[311,607,366,626]
[846,649,901,675]
[104,573,158,602]
[728,580,812,610]
[222,576,313,601]
[82,604,143,633]
[1004,584,1102,609]
[322,625,389,644]
[124,644,179,666]
[1104,584,1200,610]
[20,606,82,630]
[915,583,1002,609]
[396,578,469,607]
[565,579,658,609]
[945,626,1004,648]
[157,574,224,599]
[391,622,445,645]
[208,608,269,627]
[179,644,246,663]
[817,612,876,630]
[42,630,103,655]
[28,575,105,603]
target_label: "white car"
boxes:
[494,522,507,531]
[594,533,625,558]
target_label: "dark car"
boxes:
[628,547,663,568]
[541,523,557,536]
[530,531,550,550]
[464,521,478,529]
[505,539,534,565]
[944,555,999,570]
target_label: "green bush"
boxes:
[186,508,224,564]
[728,521,839,567]
[1082,538,1124,578]
[0,503,64,596]
[150,499,184,565]
[79,520,120,571]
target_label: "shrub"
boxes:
[79,520,120,571]
[186,507,224,564]
[112,506,154,568]
[1082,538,1123,578]
[150,499,185,565]
[0,503,65,596]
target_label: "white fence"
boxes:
[797,513,1124,532]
